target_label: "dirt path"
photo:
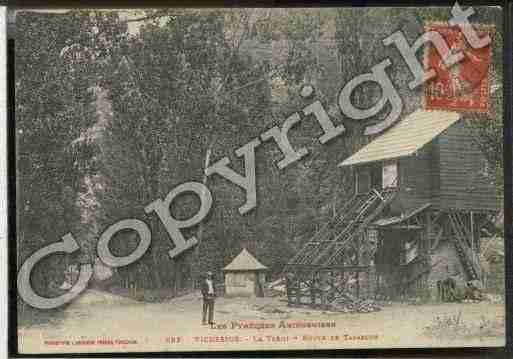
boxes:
[18,290,505,353]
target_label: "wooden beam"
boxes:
[430,226,444,252]
[384,225,423,229]
[431,211,444,227]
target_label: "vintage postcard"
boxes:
[13,5,505,353]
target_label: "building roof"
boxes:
[338,110,461,167]
[223,249,268,271]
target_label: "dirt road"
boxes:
[18,290,505,353]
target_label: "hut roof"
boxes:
[339,110,460,167]
[223,249,268,271]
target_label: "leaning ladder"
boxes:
[448,212,481,281]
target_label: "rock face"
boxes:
[427,240,468,299]
[480,236,504,294]
[72,86,112,278]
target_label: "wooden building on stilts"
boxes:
[284,110,500,306]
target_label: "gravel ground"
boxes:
[18,289,505,353]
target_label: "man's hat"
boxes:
[206,271,213,276]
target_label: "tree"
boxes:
[15,12,98,309]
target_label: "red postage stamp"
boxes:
[424,23,492,114]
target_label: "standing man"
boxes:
[201,271,216,325]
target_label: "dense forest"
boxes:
[15,8,503,311]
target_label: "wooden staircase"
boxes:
[284,188,397,305]
[286,189,395,269]
[284,189,397,306]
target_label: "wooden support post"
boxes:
[470,211,480,277]
[356,236,361,298]
[426,211,432,253]
[470,211,475,254]
[286,276,292,305]
[476,218,481,254]
[310,273,316,306]
[376,273,380,299]
[295,274,301,305]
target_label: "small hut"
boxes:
[223,249,268,297]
